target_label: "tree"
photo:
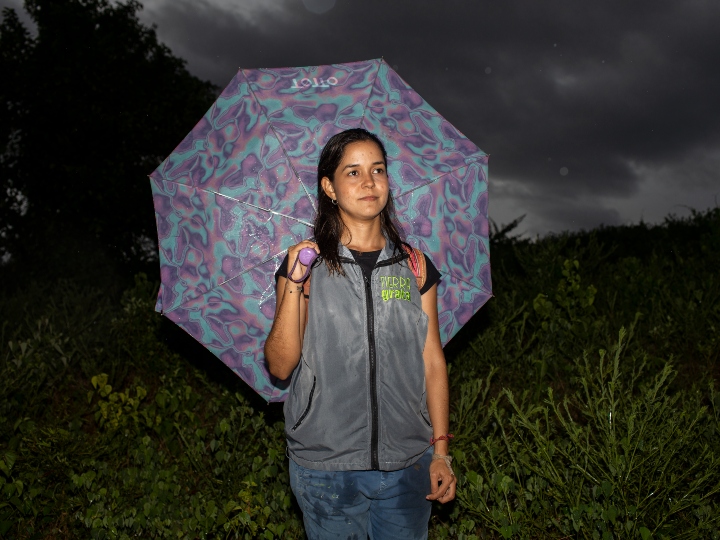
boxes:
[0,0,217,266]
[0,7,33,262]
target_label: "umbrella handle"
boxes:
[287,247,318,283]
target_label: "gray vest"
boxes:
[284,242,432,471]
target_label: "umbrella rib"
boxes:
[395,156,487,199]
[359,58,383,123]
[396,179,437,199]
[270,123,318,214]
[157,180,314,226]
[212,252,278,290]
[441,269,493,295]
[205,188,314,227]
[242,69,318,216]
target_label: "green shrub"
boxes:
[2,209,719,539]
[1,275,302,539]
[67,372,301,539]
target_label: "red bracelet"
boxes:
[430,434,454,445]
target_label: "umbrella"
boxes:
[150,58,491,402]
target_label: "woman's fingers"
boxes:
[438,475,456,503]
[426,473,456,503]
[286,240,319,282]
[426,460,456,504]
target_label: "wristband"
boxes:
[432,453,455,475]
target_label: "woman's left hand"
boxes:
[426,458,456,503]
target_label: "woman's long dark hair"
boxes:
[314,128,406,275]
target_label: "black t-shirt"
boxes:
[275,249,441,295]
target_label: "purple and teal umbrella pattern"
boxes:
[150,58,491,402]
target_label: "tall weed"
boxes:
[455,329,720,538]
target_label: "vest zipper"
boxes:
[343,249,405,470]
[363,273,380,470]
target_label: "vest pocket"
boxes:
[420,385,432,427]
[420,405,432,427]
[291,376,316,432]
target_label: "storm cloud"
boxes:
[5,0,719,235]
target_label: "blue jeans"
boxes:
[289,450,433,540]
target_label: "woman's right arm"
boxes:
[264,241,317,380]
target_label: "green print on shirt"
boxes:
[380,275,412,302]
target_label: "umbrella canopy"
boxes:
[150,58,491,402]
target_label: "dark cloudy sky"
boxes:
[4,0,719,236]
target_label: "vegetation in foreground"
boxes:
[1,209,718,539]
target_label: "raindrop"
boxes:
[560,167,569,176]
[554,43,557,47]
[392,64,399,71]
[302,0,336,14]
[484,67,492,74]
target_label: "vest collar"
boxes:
[338,237,396,263]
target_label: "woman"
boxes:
[265,128,455,539]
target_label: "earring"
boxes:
[331,198,338,206]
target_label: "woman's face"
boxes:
[321,140,389,223]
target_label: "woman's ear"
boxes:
[321,177,335,200]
